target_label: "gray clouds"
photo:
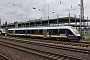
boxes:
[0,0,89,24]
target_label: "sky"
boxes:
[0,0,90,24]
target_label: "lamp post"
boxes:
[52,12,59,25]
[29,17,30,27]
[39,9,45,19]
[21,13,22,27]
[78,0,84,37]
[0,19,1,28]
[33,7,44,26]
[87,17,88,35]
[13,3,22,27]
[32,7,37,27]
[41,17,42,26]
[69,13,70,26]
[74,14,77,29]
[48,5,49,26]
[67,9,71,26]
[67,4,73,26]
[79,15,81,34]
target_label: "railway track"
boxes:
[2,37,90,54]
[0,36,89,60]
[0,39,79,60]
[0,36,90,49]
[0,54,11,60]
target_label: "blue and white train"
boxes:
[8,26,81,41]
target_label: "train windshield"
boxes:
[71,27,80,34]
[2,29,6,32]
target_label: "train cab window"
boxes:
[53,29,58,35]
[68,29,73,35]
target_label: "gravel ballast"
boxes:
[0,44,46,60]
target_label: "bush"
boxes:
[83,33,90,41]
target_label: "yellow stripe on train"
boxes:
[9,33,67,38]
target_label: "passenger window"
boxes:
[15,30,18,34]
[9,30,13,33]
[18,30,22,34]
[27,30,30,33]
[39,29,43,35]
[22,30,26,34]
[60,29,65,36]
[49,29,53,35]
[60,29,65,34]
[34,30,38,34]
[32,30,34,34]
[53,29,58,35]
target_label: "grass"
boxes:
[82,33,90,42]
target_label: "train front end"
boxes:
[68,27,81,41]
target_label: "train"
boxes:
[0,29,6,35]
[7,26,81,41]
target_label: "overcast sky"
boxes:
[0,0,89,24]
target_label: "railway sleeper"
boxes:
[0,40,87,60]
[0,38,89,55]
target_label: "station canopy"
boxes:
[28,17,87,24]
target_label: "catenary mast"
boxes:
[80,0,84,35]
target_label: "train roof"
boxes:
[8,26,74,30]
[0,29,5,30]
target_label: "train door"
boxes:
[43,29,47,38]
[59,29,67,39]
[60,29,65,36]
[13,30,15,36]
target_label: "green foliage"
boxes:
[83,32,90,42]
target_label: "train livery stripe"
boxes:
[11,34,67,38]
[27,34,43,37]
[50,35,67,38]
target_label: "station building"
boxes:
[2,17,88,26]
[1,17,89,33]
